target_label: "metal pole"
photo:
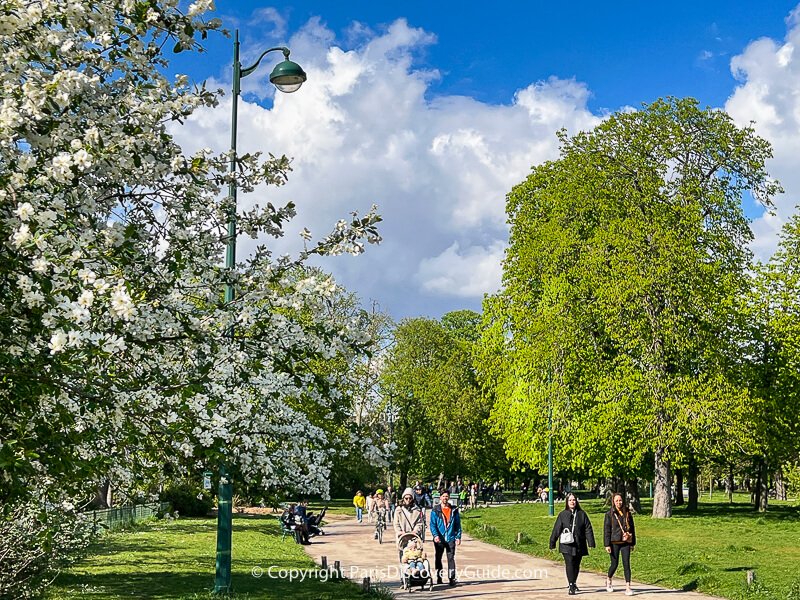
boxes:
[548,434,554,517]
[547,374,554,517]
[214,28,240,595]
[388,399,394,489]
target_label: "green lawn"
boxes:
[461,494,800,600]
[47,494,800,599]
[46,515,383,600]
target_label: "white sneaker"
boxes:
[606,578,613,592]
[625,588,634,596]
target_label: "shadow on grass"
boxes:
[54,571,214,599]
[668,502,800,521]
[681,579,699,591]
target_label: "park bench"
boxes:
[281,520,300,543]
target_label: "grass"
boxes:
[460,493,800,600]
[47,493,800,599]
[46,514,386,600]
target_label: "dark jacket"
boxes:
[549,508,596,556]
[603,508,636,546]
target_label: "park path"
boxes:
[303,514,726,600]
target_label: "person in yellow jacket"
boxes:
[353,490,366,523]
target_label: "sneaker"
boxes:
[449,579,457,587]
[568,583,576,595]
[436,577,443,585]
[606,578,614,592]
[625,588,634,596]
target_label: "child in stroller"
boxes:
[398,533,433,591]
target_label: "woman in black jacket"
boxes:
[603,493,636,596]
[549,493,595,595]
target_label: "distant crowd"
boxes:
[349,479,638,595]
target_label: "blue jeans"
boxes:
[356,507,363,522]
[407,560,427,575]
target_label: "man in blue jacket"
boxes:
[429,490,462,586]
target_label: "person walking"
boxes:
[394,487,425,558]
[366,491,376,523]
[549,492,596,595]
[386,485,397,520]
[353,490,366,523]
[604,492,636,596]
[429,490,462,587]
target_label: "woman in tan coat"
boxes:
[393,487,424,558]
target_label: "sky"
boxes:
[169,1,800,320]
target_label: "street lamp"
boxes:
[386,399,399,489]
[547,371,554,516]
[548,407,554,516]
[214,29,307,595]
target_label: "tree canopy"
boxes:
[484,97,780,517]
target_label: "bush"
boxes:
[160,483,213,517]
[0,501,91,599]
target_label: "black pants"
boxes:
[563,553,583,585]
[608,544,632,582]
[434,540,457,582]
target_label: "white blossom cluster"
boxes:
[0,0,381,506]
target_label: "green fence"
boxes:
[88,502,170,533]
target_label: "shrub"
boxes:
[0,501,91,599]
[160,483,213,517]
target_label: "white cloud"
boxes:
[416,241,506,298]
[172,18,600,318]
[726,6,800,262]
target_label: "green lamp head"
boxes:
[269,53,307,93]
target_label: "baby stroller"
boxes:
[306,506,326,537]
[397,532,434,592]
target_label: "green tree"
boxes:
[381,312,504,486]
[738,213,800,510]
[487,97,780,517]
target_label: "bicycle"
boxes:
[375,509,387,544]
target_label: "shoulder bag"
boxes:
[614,511,632,543]
[559,511,576,544]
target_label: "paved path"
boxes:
[303,515,726,599]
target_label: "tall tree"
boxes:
[487,98,780,517]
[0,0,382,509]
[738,213,800,511]
[381,313,504,483]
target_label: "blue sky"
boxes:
[170,1,800,320]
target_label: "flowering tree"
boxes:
[0,0,381,514]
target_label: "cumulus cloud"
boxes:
[173,18,600,318]
[726,4,800,262]
[416,241,506,298]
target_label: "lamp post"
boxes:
[547,372,554,516]
[548,412,554,517]
[214,29,306,595]
[386,399,399,489]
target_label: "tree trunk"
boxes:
[652,446,672,518]
[687,454,698,512]
[399,470,408,491]
[674,469,684,505]
[94,479,111,509]
[726,464,734,504]
[775,468,787,501]
[625,478,641,513]
[757,460,768,513]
